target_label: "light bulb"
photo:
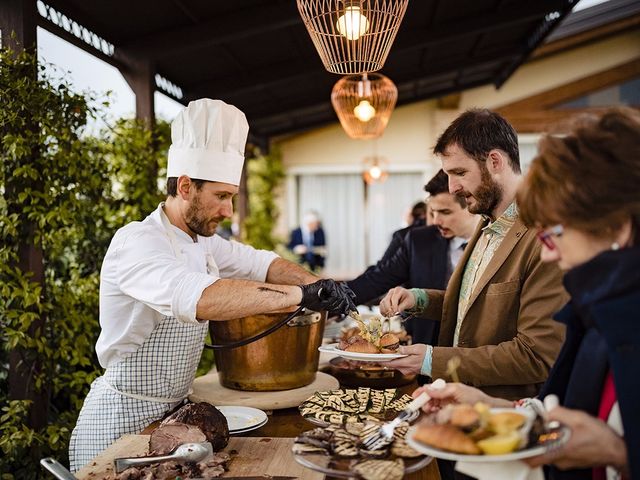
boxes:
[336,6,369,41]
[354,100,376,122]
[369,165,382,179]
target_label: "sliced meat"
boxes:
[149,422,207,455]
[161,402,229,451]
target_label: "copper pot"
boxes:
[210,310,326,391]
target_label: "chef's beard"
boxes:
[457,163,503,217]
[185,194,225,238]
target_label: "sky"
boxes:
[37,27,184,125]
[36,0,609,126]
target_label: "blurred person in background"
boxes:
[411,107,640,480]
[288,210,326,272]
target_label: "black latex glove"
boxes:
[299,279,357,316]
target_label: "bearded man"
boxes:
[69,99,356,471]
[381,109,567,401]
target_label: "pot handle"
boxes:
[204,306,305,350]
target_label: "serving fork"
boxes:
[361,378,446,451]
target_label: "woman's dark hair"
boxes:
[517,107,640,241]
[166,177,207,197]
[434,108,521,173]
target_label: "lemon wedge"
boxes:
[476,432,521,455]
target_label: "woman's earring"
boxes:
[611,242,620,251]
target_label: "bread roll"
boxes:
[343,337,379,354]
[413,424,481,455]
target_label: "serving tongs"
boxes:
[361,378,447,451]
[114,442,212,473]
[526,394,568,448]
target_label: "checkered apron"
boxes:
[69,207,214,472]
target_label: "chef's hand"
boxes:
[525,406,629,473]
[299,279,357,315]
[385,344,428,375]
[379,287,416,317]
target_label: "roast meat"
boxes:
[160,402,230,451]
[149,422,207,455]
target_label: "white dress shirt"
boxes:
[96,204,278,367]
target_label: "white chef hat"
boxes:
[167,98,249,186]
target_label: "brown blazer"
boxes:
[423,215,568,400]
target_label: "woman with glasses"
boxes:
[410,107,639,479]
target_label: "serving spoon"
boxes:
[114,441,212,473]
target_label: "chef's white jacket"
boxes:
[96,204,278,367]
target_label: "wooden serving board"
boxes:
[76,435,322,479]
[190,371,339,410]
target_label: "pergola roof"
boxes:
[38,0,582,145]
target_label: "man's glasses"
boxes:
[536,224,564,250]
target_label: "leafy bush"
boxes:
[0,47,169,478]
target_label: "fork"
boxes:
[361,378,446,451]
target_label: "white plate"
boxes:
[318,343,407,362]
[216,406,268,433]
[405,424,571,462]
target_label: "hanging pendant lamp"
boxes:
[363,155,389,184]
[331,72,398,139]
[296,0,409,74]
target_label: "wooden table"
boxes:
[238,380,440,480]
[142,380,440,480]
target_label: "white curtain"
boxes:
[297,174,366,278]
[366,173,426,265]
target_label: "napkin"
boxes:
[455,460,544,480]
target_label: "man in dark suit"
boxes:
[379,200,427,264]
[346,170,478,347]
[288,211,326,271]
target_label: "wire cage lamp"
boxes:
[296,0,409,74]
[331,72,398,139]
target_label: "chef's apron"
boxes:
[69,208,216,472]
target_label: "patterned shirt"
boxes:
[453,202,519,346]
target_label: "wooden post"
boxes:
[0,0,36,51]
[1,0,49,435]
[117,51,156,128]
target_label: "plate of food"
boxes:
[293,421,433,480]
[319,343,406,362]
[299,387,419,426]
[320,314,407,362]
[405,404,570,462]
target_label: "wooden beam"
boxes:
[531,13,640,60]
[121,3,300,58]
[124,0,564,61]
[502,107,640,133]
[497,59,640,115]
[187,49,518,104]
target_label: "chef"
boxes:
[69,98,356,471]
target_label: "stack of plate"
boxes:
[217,406,268,435]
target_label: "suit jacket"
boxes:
[347,226,449,345]
[379,220,426,264]
[423,215,568,400]
[539,246,640,480]
[288,227,326,269]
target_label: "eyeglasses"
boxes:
[536,224,564,250]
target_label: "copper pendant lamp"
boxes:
[296,0,409,74]
[331,72,398,139]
